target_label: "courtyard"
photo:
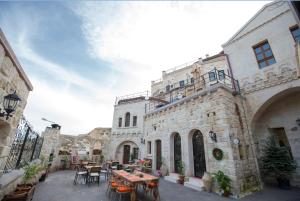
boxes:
[32,171,300,201]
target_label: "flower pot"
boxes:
[222,191,230,197]
[277,177,291,190]
[177,175,185,185]
[160,164,168,176]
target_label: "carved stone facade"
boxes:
[0,29,33,158]
[109,0,300,197]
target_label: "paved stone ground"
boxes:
[32,171,300,201]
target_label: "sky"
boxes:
[0,1,269,135]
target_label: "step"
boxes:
[184,177,204,191]
[164,173,204,191]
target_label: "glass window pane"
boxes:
[259,61,266,68]
[209,72,216,81]
[256,53,264,60]
[262,43,270,50]
[292,28,300,38]
[267,58,276,65]
[254,47,262,54]
[218,70,225,80]
[265,50,273,57]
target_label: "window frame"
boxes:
[118,117,122,127]
[132,115,137,127]
[166,85,170,92]
[218,70,225,80]
[208,71,216,81]
[252,40,276,69]
[290,25,300,42]
[125,112,130,127]
[147,141,152,154]
[179,80,185,88]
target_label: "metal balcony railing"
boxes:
[145,68,240,113]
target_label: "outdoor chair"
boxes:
[73,166,88,185]
[87,166,101,186]
[100,163,109,181]
[115,182,134,201]
[144,179,160,201]
[106,175,123,199]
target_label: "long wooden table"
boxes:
[113,170,159,201]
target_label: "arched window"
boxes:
[125,112,130,127]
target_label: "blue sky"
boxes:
[0,1,268,134]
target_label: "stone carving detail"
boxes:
[240,63,298,94]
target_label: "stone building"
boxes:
[0,29,33,160]
[0,28,33,200]
[109,1,300,197]
[222,0,300,186]
[40,125,111,170]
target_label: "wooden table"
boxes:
[113,170,159,201]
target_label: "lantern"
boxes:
[0,91,21,120]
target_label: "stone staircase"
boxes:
[164,173,204,191]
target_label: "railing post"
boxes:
[16,125,31,168]
[30,135,39,161]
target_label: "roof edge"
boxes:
[0,28,33,91]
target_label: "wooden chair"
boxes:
[115,183,134,201]
[87,166,101,186]
[73,166,88,185]
[145,179,160,201]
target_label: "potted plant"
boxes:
[177,160,185,185]
[212,170,231,197]
[159,157,168,177]
[260,135,297,189]
[61,155,69,170]
[39,155,48,182]
[3,163,38,201]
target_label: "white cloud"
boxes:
[8,1,270,134]
[74,1,269,73]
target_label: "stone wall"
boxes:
[110,99,147,161]
[144,86,260,197]
[0,33,33,158]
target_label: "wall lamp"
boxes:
[0,91,21,120]
[209,130,217,143]
[140,137,145,144]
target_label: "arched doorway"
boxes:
[173,133,182,173]
[252,87,300,179]
[115,141,139,164]
[155,140,162,170]
[192,130,206,177]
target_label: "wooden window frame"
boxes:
[179,80,185,88]
[253,40,276,69]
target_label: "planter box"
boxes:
[2,185,35,201]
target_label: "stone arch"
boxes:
[251,87,300,180]
[169,132,182,173]
[115,140,139,164]
[188,129,206,177]
[0,120,12,156]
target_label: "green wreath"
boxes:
[213,148,223,160]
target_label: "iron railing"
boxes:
[145,68,240,113]
[0,116,43,176]
[115,91,150,105]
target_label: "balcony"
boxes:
[145,69,240,114]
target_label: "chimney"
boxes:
[205,54,209,58]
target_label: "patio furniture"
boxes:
[100,163,109,181]
[112,170,159,201]
[144,179,160,200]
[87,166,101,186]
[73,166,88,185]
[115,184,134,201]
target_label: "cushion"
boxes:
[117,186,133,193]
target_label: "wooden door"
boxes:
[123,145,130,164]
[193,131,206,177]
[156,140,162,170]
[174,133,182,173]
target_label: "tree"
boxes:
[260,135,297,180]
